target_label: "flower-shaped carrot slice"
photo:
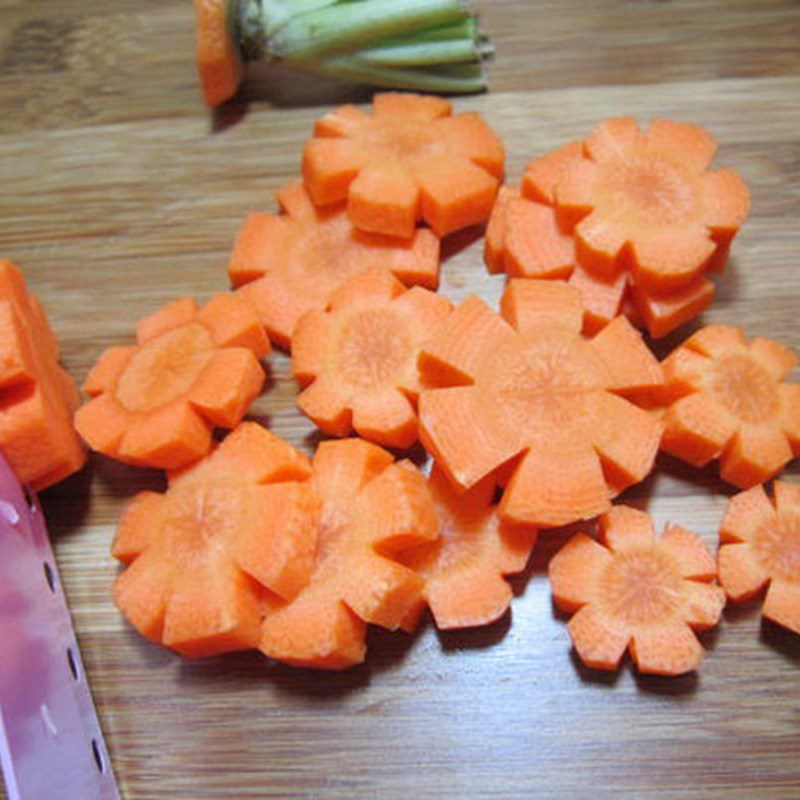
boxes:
[0,261,86,489]
[232,181,440,349]
[719,482,800,634]
[292,268,452,449]
[76,293,269,470]
[550,117,750,293]
[660,324,800,488]
[418,279,664,527]
[260,438,440,669]
[550,506,725,675]
[112,423,320,658]
[193,0,243,107]
[401,466,536,629]
[303,92,504,239]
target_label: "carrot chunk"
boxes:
[193,0,243,107]
[291,268,452,449]
[232,181,440,349]
[112,423,320,658]
[260,439,440,669]
[659,325,799,488]
[718,482,800,635]
[550,506,724,675]
[303,93,504,239]
[400,467,536,629]
[76,293,268,470]
[0,261,86,489]
[419,280,664,527]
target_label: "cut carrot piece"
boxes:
[568,264,627,335]
[659,325,799,487]
[193,0,242,107]
[630,277,715,339]
[232,181,440,349]
[112,423,321,657]
[401,467,536,629]
[552,117,749,292]
[291,269,451,449]
[718,482,800,634]
[0,261,86,489]
[419,281,664,527]
[303,93,504,239]
[261,439,439,669]
[76,293,268,470]
[484,185,517,275]
[550,506,724,675]
[521,140,584,205]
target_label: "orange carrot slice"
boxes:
[303,93,504,239]
[719,482,800,635]
[554,117,750,292]
[292,268,452,448]
[418,280,664,527]
[76,293,269,470]
[193,0,243,107]
[260,439,440,669]
[629,276,715,340]
[232,181,440,349]
[659,324,799,488]
[0,261,86,490]
[549,505,724,675]
[400,466,536,629]
[112,422,320,658]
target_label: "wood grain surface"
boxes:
[2,1,800,798]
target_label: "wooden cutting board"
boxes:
[1,2,800,798]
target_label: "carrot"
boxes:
[0,260,86,490]
[719,482,800,635]
[76,293,269,470]
[232,180,440,349]
[292,268,452,449]
[260,438,440,669]
[303,93,504,239]
[628,276,715,340]
[418,280,664,527]
[193,0,243,107]
[549,506,725,675]
[659,324,800,488]
[112,422,320,658]
[553,117,750,292]
[400,466,536,629]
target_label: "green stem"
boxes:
[356,38,481,67]
[271,0,470,60]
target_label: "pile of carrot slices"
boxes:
[12,92,794,676]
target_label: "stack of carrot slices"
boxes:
[61,93,800,678]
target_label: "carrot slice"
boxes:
[193,0,243,107]
[303,93,504,239]
[291,268,451,449]
[419,281,664,527]
[552,117,749,293]
[76,293,268,469]
[260,439,440,669]
[231,181,440,349]
[401,467,536,629]
[550,506,724,675]
[718,482,800,634]
[521,141,584,205]
[629,277,715,339]
[659,325,798,487]
[112,422,321,658]
[568,264,627,335]
[0,261,86,489]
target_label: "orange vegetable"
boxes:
[418,279,664,527]
[0,261,86,490]
[719,482,800,635]
[112,423,319,658]
[660,324,800,488]
[549,506,725,675]
[401,466,536,629]
[303,92,504,239]
[292,268,452,449]
[233,181,440,349]
[76,293,269,470]
[260,438,440,669]
[193,0,243,107]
